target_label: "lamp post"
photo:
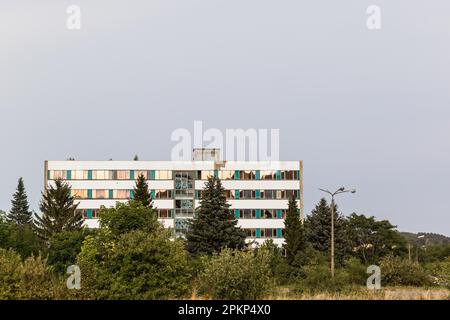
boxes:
[319,187,356,278]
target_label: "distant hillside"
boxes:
[401,232,450,246]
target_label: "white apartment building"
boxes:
[45,150,303,246]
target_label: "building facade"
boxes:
[45,154,303,246]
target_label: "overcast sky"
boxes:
[1,1,449,235]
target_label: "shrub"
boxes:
[198,248,273,299]
[425,257,450,288]
[379,255,430,287]
[77,230,191,299]
[0,248,66,300]
[47,230,91,274]
[294,264,351,293]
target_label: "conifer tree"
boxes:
[305,198,351,264]
[283,196,307,264]
[34,178,83,241]
[133,174,153,208]
[185,176,246,255]
[7,178,32,225]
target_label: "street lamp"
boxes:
[319,187,356,278]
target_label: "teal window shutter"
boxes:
[256,209,261,219]
[276,228,282,238]
[256,190,261,199]
[276,209,282,219]
[235,190,240,199]
[235,170,240,180]
[87,209,92,219]
[87,189,92,199]
[214,170,219,178]
[130,190,134,199]
[151,190,155,200]
[234,209,240,219]
[130,170,135,180]
[255,170,260,180]
[150,170,155,180]
[109,189,113,199]
[256,228,261,238]
[88,170,93,180]
[276,170,281,180]
[66,170,72,180]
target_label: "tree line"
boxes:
[0,175,449,299]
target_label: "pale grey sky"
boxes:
[1,1,449,235]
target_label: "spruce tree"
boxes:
[133,174,153,208]
[34,178,83,241]
[283,196,307,264]
[305,198,351,265]
[185,176,246,255]
[8,177,33,225]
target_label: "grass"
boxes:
[267,286,450,300]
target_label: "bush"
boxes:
[380,255,430,287]
[425,257,450,288]
[294,264,352,293]
[0,248,66,299]
[77,230,191,299]
[197,248,273,299]
[99,201,160,238]
[47,230,91,274]
[343,257,368,286]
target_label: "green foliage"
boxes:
[305,198,351,266]
[346,213,407,264]
[425,257,450,288]
[99,201,160,238]
[197,248,273,299]
[294,263,352,293]
[380,255,430,287]
[133,174,153,208]
[34,178,83,241]
[0,216,43,258]
[0,248,66,299]
[47,230,91,274]
[7,178,32,225]
[283,197,307,265]
[77,230,191,299]
[186,176,246,255]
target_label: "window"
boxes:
[240,190,256,199]
[135,170,148,179]
[200,170,214,180]
[260,170,276,180]
[92,170,113,180]
[262,209,274,219]
[260,228,277,238]
[239,209,256,219]
[240,170,256,180]
[72,170,88,180]
[50,170,67,180]
[71,189,88,199]
[245,229,256,238]
[93,190,107,199]
[158,209,172,218]
[116,170,130,180]
[155,170,172,180]
[154,189,173,199]
[219,171,234,180]
[114,190,130,199]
